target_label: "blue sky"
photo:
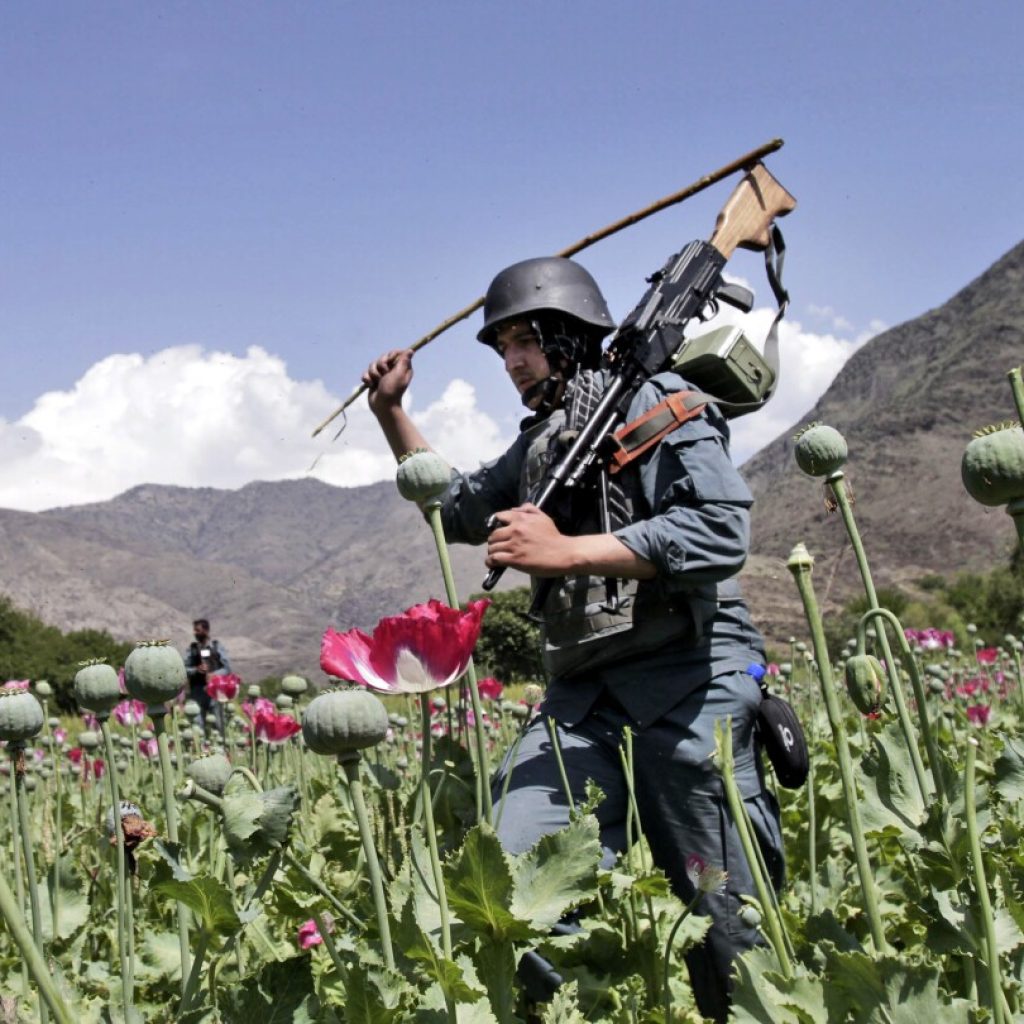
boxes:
[2,2,1022,510]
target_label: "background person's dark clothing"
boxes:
[184,638,231,732]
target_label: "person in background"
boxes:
[184,617,231,734]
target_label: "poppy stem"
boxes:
[827,471,931,806]
[100,715,134,1013]
[0,859,75,1024]
[419,700,454,963]
[12,744,48,1023]
[425,504,493,823]
[965,739,1005,1024]
[716,720,793,979]
[340,755,396,970]
[150,707,192,994]
[788,546,890,953]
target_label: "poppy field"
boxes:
[1,369,1023,1023]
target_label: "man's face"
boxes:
[492,320,552,408]
[193,622,209,642]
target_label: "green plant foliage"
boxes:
[0,594,132,710]
[469,586,545,683]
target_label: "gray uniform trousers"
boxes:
[492,667,784,1022]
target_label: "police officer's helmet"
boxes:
[477,258,615,370]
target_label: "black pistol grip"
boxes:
[482,513,506,590]
[482,565,505,591]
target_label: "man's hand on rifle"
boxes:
[486,503,657,581]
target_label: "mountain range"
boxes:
[3,240,1022,680]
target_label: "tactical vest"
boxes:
[520,409,740,679]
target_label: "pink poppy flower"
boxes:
[976,648,999,665]
[53,727,67,745]
[241,697,276,722]
[320,598,490,695]
[205,673,241,703]
[477,677,504,701]
[966,704,991,727]
[252,709,301,745]
[956,678,983,698]
[138,737,159,759]
[296,919,323,949]
[685,854,728,894]
[114,700,148,728]
[67,747,83,765]
[3,680,30,692]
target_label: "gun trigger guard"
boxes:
[485,514,504,533]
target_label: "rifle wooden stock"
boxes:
[709,163,796,259]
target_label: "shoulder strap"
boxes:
[608,390,707,474]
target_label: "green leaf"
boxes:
[822,949,974,1023]
[443,824,533,942]
[540,979,589,1024]
[730,946,803,1024]
[150,837,194,881]
[994,736,1024,803]
[222,785,300,862]
[151,874,240,934]
[473,941,517,1023]
[233,956,316,1023]
[859,724,927,844]
[136,930,184,983]
[41,863,90,941]
[400,902,483,1005]
[509,815,600,931]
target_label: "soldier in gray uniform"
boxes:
[362,257,784,1021]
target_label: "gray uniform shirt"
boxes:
[440,371,765,729]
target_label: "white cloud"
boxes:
[0,307,884,511]
[704,307,886,465]
[0,345,512,511]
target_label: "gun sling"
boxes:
[608,391,708,474]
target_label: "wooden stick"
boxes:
[312,137,785,437]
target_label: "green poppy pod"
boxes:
[793,423,848,478]
[78,730,101,751]
[186,753,233,796]
[961,423,1024,507]
[786,542,815,573]
[246,685,262,699]
[124,641,187,706]
[396,449,452,506]
[845,654,888,715]
[74,661,122,715]
[275,693,293,710]
[0,690,45,743]
[280,674,308,697]
[34,680,52,699]
[302,688,389,759]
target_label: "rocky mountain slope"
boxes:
[741,239,1024,639]
[2,241,1021,677]
[0,478,525,683]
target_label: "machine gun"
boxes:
[481,162,796,601]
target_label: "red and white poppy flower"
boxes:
[205,672,241,703]
[321,598,490,695]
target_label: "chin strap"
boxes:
[520,376,564,416]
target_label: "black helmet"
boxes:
[477,257,615,344]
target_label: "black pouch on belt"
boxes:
[756,691,809,789]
